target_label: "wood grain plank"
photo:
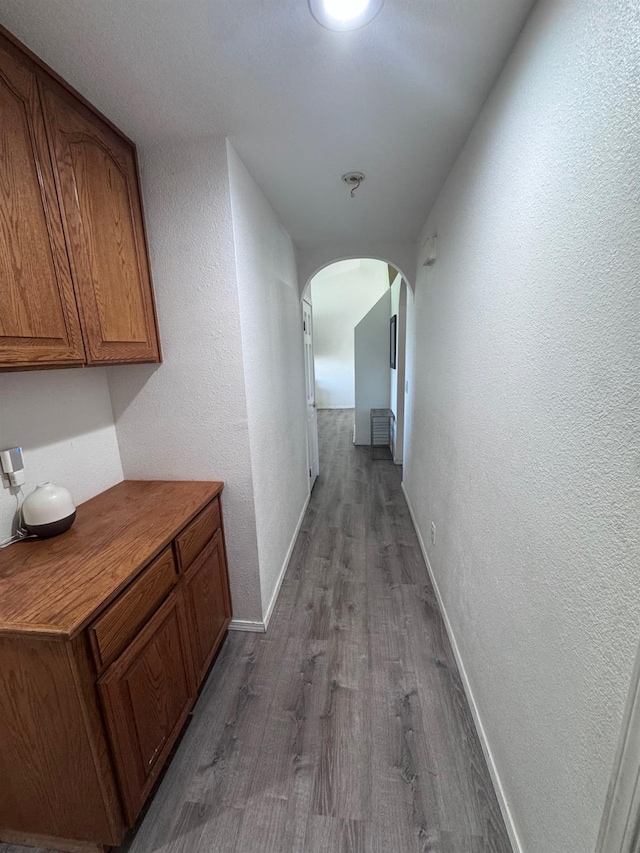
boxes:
[306,816,365,853]
[234,638,328,851]
[154,800,243,853]
[182,632,289,811]
[400,582,506,840]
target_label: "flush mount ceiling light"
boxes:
[309,0,384,31]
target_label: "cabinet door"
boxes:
[98,590,194,825]
[183,531,232,688]
[0,39,85,369]
[39,82,161,365]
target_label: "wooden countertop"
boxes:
[0,480,223,639]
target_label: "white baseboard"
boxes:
[262,493,311,632]
[228,494,310,635]
[401,482,524,853]
[596,630,640,853]
[229,618,266,633]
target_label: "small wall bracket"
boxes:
[422,233,437,267]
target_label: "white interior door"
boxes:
[303,299,319,488]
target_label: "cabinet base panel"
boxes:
[0,829,108,853]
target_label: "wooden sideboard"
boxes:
[0,480,232,852]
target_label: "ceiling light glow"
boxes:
[323,0,370,21]
[309,0,383,31]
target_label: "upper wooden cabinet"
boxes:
[0,28,161,370]
[0,39,85,369]
[40,84,160,364]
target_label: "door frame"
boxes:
[391,277,408,465]
[302,298,319,489]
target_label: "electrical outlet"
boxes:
[0,447,25,488]
[431,522,436,545]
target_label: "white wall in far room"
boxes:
[403,0,640,849]
[107,137,263,625]
[0,369,123,541]
[227,142,309,620]
[310,259,389,408]
[354,290,392,445]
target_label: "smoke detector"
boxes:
[342,171,365,197]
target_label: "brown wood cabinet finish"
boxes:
[98,589,195,825]
[0,635,122,845]
[0,480,222,639]
[40,82,161,365]
[0,480,232,852]
[88,546,177,672]
[175,497,221,572]
[0,27,161,371]
[183,531,232,686]
[0,38,85,368]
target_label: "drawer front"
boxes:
[89,547,177,670]
[175,498,221,572]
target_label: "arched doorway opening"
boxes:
[301,258,411,490]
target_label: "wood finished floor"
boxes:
[2,409,512,853]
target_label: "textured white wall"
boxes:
[227,143,309,618]
[354,290,392,445]
[107,138,263,623]
[403,0,640,850]
[311,260,389,408]
[0,369,123,540]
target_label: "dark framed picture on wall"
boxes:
[390,314,397,369]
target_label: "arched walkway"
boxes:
[302,258,412,473]
[297,241,417,299]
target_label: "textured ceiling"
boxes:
[0,0,535,248]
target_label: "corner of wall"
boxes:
[107,136,263,624]
[0,368,124,541]
[226,139,310,626]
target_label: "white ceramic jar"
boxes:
[22,482,76,538]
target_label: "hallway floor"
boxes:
[3,410,512,853]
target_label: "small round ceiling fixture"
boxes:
[309,0,384,31]
[342,171,365,197]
